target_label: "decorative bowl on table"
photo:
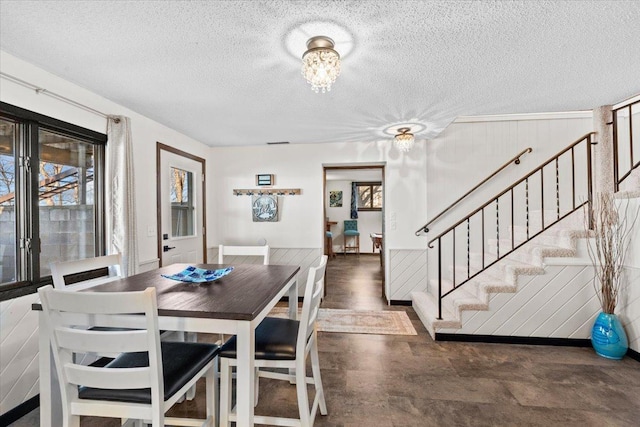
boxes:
[162,266,234,283]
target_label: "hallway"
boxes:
[323,254,387,311]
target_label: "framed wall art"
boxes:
[329,190,343,207]
[252,194,278,222]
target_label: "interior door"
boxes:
[159,148,205,266]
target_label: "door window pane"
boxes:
[38,128,95,276]
[170,167,194,237]
[0,119,16,284]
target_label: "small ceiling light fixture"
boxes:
[394,127,415,152]
[301,36,341,93]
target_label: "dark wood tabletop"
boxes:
[34,263,299,321]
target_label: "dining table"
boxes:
[35,262,300,427]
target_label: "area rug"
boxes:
[268,307,417,336]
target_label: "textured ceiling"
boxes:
[1,1,639,147]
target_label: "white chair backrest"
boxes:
[218,245,270,265]
[298,255,328,347]
[50,253,123,290]
[37,285,163,416]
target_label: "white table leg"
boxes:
[287,278,298,320]
[235,321,255,427]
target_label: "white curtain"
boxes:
[106,116,138,276]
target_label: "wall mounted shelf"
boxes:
[233,188,301,196]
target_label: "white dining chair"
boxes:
[50,254,193,398]
[219,255,328,427]
[218,244,270,265]
[37,285,219,427]
[50,253,123,290]
[218,245,269,343]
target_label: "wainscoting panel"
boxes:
[388,249,427,301]
[207,247,322,293]
[0,293,40,415]
[620,266,640,353]
[438,265,601,339]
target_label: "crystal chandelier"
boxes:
[394,127,415,152]
[301,36,341,93]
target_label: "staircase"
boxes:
[412,129,639,340]
[412,208,591,338]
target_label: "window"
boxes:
[356,182,382,211]
[170,167,194,237]
[0,103,106,294]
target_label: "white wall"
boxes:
[326,180,383,254]
[209,142,428,292]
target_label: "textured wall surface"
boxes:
[437,265,600,338]
[0,293,40,415]
[388,249,428,301]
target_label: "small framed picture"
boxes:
[256,174,274,186]
[329,191,343,207]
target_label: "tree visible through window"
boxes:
[0,103,106,290]
[356,182,382,211]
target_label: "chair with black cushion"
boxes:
[343,220,360,256]
[217,244,271,346]
[38,285,219,427]
[219,255,328,427]
[50,254,181,352]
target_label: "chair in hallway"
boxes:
[343,219,360,256]
[219,255,329,427]
[38,285,220,427]
[218,244,270,265]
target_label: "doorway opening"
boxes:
[323,165,386,306]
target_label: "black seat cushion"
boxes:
[78,341,219,404]
[220,317,299,361]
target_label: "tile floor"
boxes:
[10,255,640,426]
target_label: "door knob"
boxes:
[163,245,176,252]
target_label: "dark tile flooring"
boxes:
[11,255,640,426]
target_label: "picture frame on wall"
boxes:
[252,194,278,222]
[329,190,343,207]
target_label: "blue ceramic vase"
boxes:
[591,312,628,360]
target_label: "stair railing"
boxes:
[415,147,533,236]
[613,98,639,191]
[428,133,596,320]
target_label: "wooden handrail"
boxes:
[415,147,533,236]
[427,132,595,246]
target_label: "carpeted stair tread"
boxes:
[411,291,460,338]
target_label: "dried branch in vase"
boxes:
[585,193,639,314]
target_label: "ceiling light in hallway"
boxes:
[394,127,415,152]
[301,36,341,93]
